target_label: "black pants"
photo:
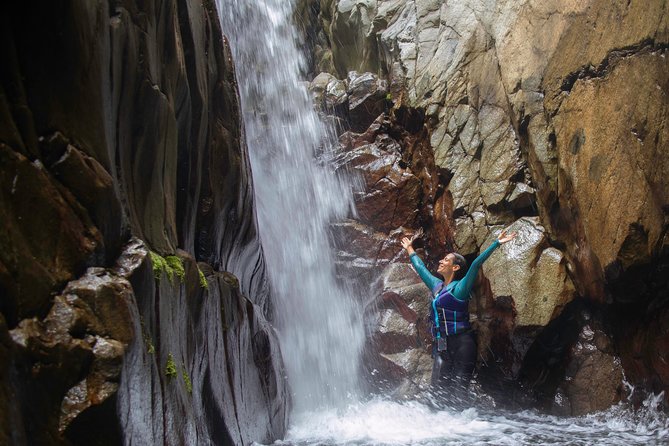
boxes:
[430,331,477,391]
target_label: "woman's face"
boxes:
[437,253,460,276]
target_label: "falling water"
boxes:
[216,1,365,411]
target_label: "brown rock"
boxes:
[59,336,125,433]
[561,326,624,415]
[335,135,420,231]
[0,143,102,324]
[47,138,126,263]
[549,51,668,288]
[361,263,434,392]
[60,269,135,344]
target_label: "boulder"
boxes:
[7,261,136,443]
[483,217,575,329]
[558,325,623,416]
[309,72,348,115]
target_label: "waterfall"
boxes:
[216,0,365,411]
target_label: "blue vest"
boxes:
[430,282,470,337]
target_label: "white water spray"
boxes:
[216,0,365,411]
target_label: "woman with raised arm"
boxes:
[401,230,517,391]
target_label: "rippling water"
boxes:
[260,393,669,446]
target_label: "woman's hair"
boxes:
[452,253,468,280]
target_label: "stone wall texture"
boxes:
[303,0,669,415]
[0,1,286,444]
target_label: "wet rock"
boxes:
[331,220,405,290]
[311,0,669,406]
[615,295,669,406]
[7,251,138,439]
[346,71,389,132]
[362,263,433,393]
[559,325,624,415]
[60,337,125,433]
[59,269,135,344]
[118,261,288,446]
[334,128,420,231]
[310,72,348,115]
[1,0,285,443]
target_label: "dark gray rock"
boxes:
[0,0,286,444]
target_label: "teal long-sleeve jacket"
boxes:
[409,240,500,300]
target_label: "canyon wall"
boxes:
[303,0,668,415]
[0,1,286,444]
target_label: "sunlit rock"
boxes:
[483,217,575,328]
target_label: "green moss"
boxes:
[165,353,177,379]
[182,365,192,394]
[149,251,186,284]
[149,251,171,281]
[165,255,185,282]
[198,268,208,290]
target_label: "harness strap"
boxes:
[432,283,446,339]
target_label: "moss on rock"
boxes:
[198,268,208,290]
[165,256,185,282]
[165,353,177,379]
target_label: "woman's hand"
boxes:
[497,230,517,244]
[401,237,415,255]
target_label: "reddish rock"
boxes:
[334,134,421,232]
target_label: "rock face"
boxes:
[1,1,286,445]
[302,0,669,414]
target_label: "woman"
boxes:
[401,230,517,390]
